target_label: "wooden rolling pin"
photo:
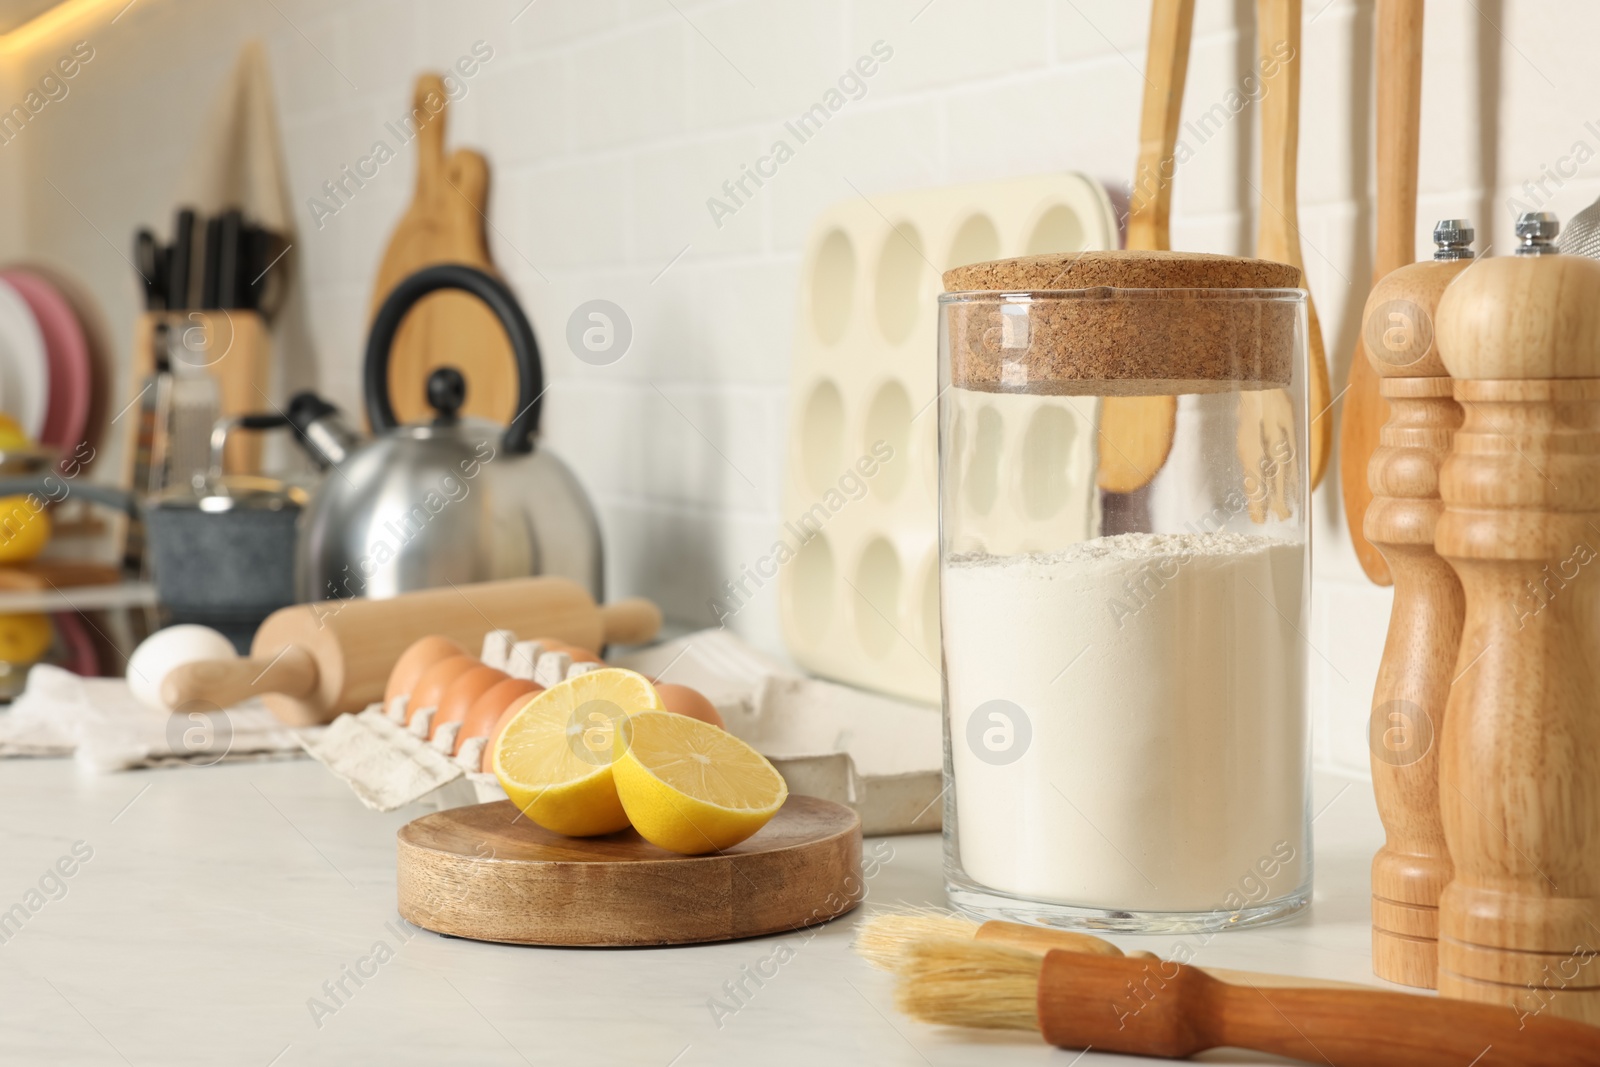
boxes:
[1361,221,1473,989]
[161,577,661,726]
[1434,222,1600,1025]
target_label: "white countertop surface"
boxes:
[0,757,1391,1065]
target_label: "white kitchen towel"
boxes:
[298,707,464,812]
[0,665,306,771]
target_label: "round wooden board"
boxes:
[396,796,863,946]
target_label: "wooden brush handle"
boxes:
[1037,953,1600,1065]
[161,646,319,716]
[1340,0,1424,585]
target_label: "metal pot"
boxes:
[288,264,602,603]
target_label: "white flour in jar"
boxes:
[943,531,1308,913]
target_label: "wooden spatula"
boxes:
[1339,0,1423,585]
[1096,0,1194,494]
[369,74,517,427]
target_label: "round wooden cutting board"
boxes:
[396,796,863,946]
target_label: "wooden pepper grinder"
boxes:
[1434,212,1600,1024]
[1363,220,1474,989]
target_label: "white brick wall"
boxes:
[4,0,1597,777]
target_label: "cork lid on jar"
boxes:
[941,250,1303,396]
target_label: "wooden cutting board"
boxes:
[369,73,516,426]
[396,796,863,946]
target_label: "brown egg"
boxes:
[457,677,542,755]
[461,678,542,757]
[385,635,467,707]
[654,683,725,729]
[407,654,479,725]
[429,665,509,741]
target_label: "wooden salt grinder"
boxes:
[1362,221,1473,989]
[1433,214,1600,1025]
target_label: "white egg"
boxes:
[127,625,238,711]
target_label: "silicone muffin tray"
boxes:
[779,173,1120,704]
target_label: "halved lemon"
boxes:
[492,668,664,836]
[613,710,788,855]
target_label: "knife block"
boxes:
[1433,253,1600,1024]
[1361,255,1469,989]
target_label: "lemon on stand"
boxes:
[492,668,665,837]
[0,495,49,563]
[612,711,787,855]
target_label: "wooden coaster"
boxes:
[396,796,863,946]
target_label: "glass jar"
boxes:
[937,251,1312,932]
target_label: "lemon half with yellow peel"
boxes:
[613,710,788,855]
[492,668,664,837]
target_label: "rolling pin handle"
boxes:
[598,598,662,647]
[160,645,319,711]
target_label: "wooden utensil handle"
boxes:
[598,598,662,647]
[1210,983,1600,1066]
[1037,953,1600,1065]
[1254,0,1300,264]
[161,646,318,711]
[1126,0,1195,252]
[1376,0,1424,277]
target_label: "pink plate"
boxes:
[0,269,90,451]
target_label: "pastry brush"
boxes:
[892,939,1600,1065]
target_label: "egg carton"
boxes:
[300,631,603,813]
[779,173,1119,704]
[300,629,944,834]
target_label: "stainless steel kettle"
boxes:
[290,264,602,603]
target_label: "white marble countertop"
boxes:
[0,757,1389,1065]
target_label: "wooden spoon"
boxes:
[1096,0,1194,494]
[1339,0,1423,585]
[1241,0,1331,512]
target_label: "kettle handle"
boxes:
[364,263,543,454]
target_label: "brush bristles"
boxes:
[894,939,1044,1033]
[853,909,981,972]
